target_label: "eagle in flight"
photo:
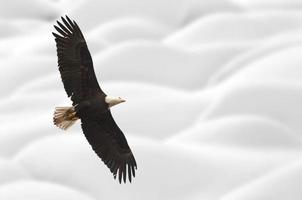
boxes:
[52,16,137,183]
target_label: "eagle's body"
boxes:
[76,95,107,117]
[52,16,137,183]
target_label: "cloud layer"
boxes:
[1,0,302,199]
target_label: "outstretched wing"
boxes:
[52,16,104,105]
[81,110,137,183]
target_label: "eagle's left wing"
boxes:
[52,16,105,105]
[81,110,137,183]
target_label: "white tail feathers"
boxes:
[53,106,79,130]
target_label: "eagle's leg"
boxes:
[53,106,79,130]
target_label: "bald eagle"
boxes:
[52,16,137,183]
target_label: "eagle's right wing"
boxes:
[81,110,137,183]
[53,16,105,105]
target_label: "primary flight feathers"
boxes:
[52,15,137,183]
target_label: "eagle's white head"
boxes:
[105,96,126,108]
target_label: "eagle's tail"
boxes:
[53,106,79,130]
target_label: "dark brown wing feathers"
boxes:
[52,15,103,105]
[81,111,137,183]
[53,16,137,183]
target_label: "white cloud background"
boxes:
[0,0,302,199]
